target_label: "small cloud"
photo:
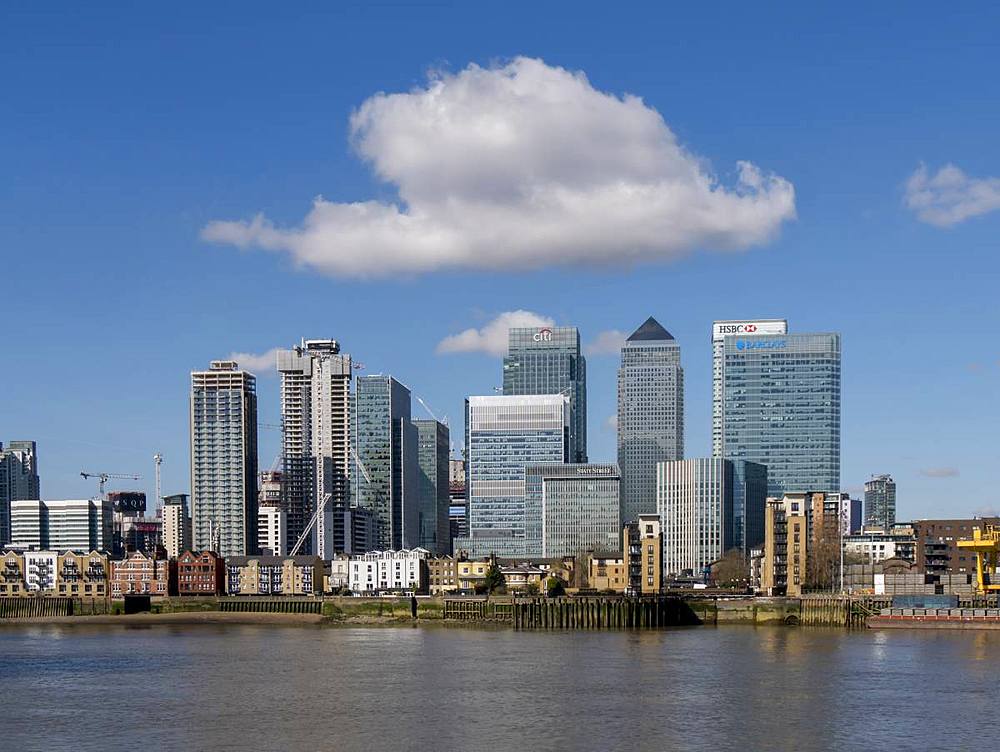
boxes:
[228,347,280,376]
[972,506,1000,518]
[919,467,960,478]
[603,414,618,433]
[905,163,1000,227]
[436,310,554,356]
[202,57,795,278]
[585,329,627,356]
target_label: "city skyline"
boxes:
[3,5,999,520]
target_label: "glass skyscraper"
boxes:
[190,361,259,557]
[457,395,568,558]
[503,326,587,464]
[413,418,450,554]
[720,332,841,499]
[0,440,39,547]
[617,317,684,525]
[353,375,419,551]
[864,474,896,529]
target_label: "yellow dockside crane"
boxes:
[957,525,1000,593]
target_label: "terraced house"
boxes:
[110,550,176,597]
[0,549,109,597]
[225,555,323,596]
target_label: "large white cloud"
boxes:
[202,57,795,277]
[228,347,280,376]
[436,310,554,356]
[905,163,1000,227]
[585,329,628,356]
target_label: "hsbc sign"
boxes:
[713,320,787,341]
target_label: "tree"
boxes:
[523,581,540,596]
[483,563,506,595]
[546,576,566,597]
[712,549,748,589]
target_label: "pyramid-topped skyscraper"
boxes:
[617,317,684,524]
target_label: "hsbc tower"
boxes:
[711,319,788,457]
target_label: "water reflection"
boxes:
[1,624,995,752]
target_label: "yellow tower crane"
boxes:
[957,525,1000,592]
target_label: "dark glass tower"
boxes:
[503,326,587,464]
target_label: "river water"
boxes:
[1,623,995,751]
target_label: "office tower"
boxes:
[278,339,352,558]
[865,474,897,530]
[711,321,787,457]
[624,514,663,595]
[0,441,40,546]
[353,375,420,550]
[525,463,620,558]
[720,332,841,498]
[617,317,684,524]
[161,493,191,559]
[732,460,769,555]
[457,395,569,557]
[10,498,112,551]
[414,419,450,554]
[190,360,259,557]
[503,326,587,463]
[448,459,468,546]
[658,458,734,577]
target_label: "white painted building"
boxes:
[11,498,112,551]
[844,533,900,563]
[162,494,191,560]
[23,550,57,591]
[348,548,430,594]
[258,504,287,557]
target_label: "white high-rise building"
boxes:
[657,459,731,578]
[10,498,112,551]
[161,493,191,559]
[190,361,258,557]
[278,340,352,558]
[711,319,787,457]
[258,504,287,557]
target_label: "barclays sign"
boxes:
[736,339,787,351]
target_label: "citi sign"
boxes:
[736,339,787,350]
[533,328,553,342]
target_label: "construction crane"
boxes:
[153,453,163,504]
[414,395,448,427]
[957,525,1000,592]
[80,471,141,499]
[289,444,383,557]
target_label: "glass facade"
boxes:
[457,395,568,558]
[190,363,258,557]
[353,375,419,551]
[731,459,768,555]
[526,463,620,558]
[413,419,450,554]
[721,333,841,498]
[0,440,39,547]
[617,317,684,525]
[864,474,896,529]
[503,326,587,464]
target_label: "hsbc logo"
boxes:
[533,328,553,342]
[718,323,758,335]
[713,320,787,341]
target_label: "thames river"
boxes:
[2,623,995,751]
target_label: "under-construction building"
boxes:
[277,340,353,558]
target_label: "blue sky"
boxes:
[2,2,998,519]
